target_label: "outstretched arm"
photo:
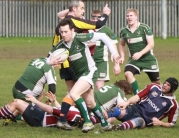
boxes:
[25,94,53,114]
[90,32,120,63]
[117,95,140,109]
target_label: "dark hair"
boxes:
[114,80,132,95]
[59,18,74,30]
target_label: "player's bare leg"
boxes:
[95,80,105,90]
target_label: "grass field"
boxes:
[0,37,179,138]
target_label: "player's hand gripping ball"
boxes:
[52,48,69,63]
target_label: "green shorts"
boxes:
[126,56,159,73]
[12,86,26,101]
[95,61,109,81]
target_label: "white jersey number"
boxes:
[99,85,112,93]
[31,59,45,69]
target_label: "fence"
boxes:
[0,0,178,37]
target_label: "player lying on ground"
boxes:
[106,77,179,130]
[0,92,81,127]
[0,80,132,127]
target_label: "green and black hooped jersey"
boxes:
[120,22,154,58]
[94,84,127,111]
[93,25,118,63]
[18,58,56,96]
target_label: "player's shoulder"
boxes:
[75,32,94,40]
[139,23,151,30]
[30,57,52,69]
[145,83,161,92]
[119,26,128,33]
[55,40,65,49]
[31,57,45,63]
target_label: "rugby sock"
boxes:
[59,97,74,122]
[107,107,121,118]
[131,80,139,95]
[120,120,134,130]
[75,98,91,123]
[90,115,100,124]
[0,105,15,119]
[91,104,108,127]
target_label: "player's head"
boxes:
[69,0,85,18]
[162,77,178,94]
[91,10,102,21]
[114,80,133,95]
[59,18,75,42]
[126,8,139,26]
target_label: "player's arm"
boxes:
[25,94,53,113]
[45,68,57,94]
[118,94,140,109]
[46,47,64,66]
[118,84,152,109]
[137,36,154,56]
[90,32,120,63]
[132,26,154,60]
[71,14,109,30]
[152,117,173,127]
[37,89,45,101]
[57,9,69,19]
[119,38,126,64]
[48,84,56,94]
[46,91,61,108]
[112,44,121,76]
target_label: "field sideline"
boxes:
[0,37,179,138]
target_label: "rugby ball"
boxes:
[52,48,69,62]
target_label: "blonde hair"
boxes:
[126,8,139,17]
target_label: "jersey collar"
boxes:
[160,93,176,100]
[126,22,141,31]
[62,33,76,48]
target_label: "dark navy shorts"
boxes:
[119,105,143,122]
[59,67,77,81]
[22,104,45,127]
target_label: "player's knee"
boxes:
[69,93,79,101]
[124,71,133,78]
[131,117,145,128]
[12,99,18,103]
[96,84,103,90]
